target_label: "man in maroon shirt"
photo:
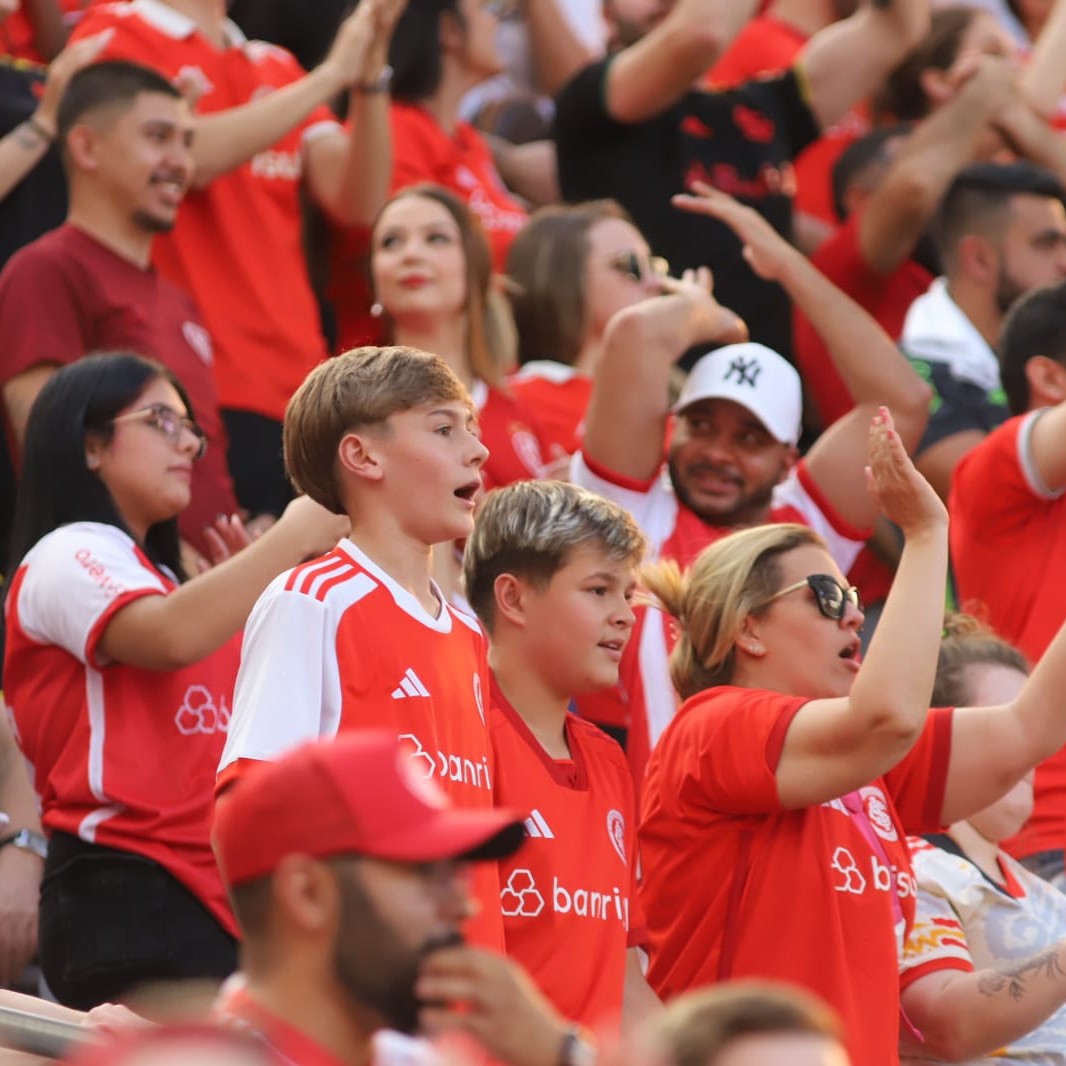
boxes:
[0,59,239,559]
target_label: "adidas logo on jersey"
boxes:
[524,810,554,839]
[391,668,430,700]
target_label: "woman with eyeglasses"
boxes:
[370,183,552,491]
[506,199,669,457]
[1,352,346,1009]
[636,410,1066,1066]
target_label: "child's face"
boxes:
[371,400,487,544]
[517,545,637,696]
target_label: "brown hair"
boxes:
[283,345,469,513]
[372,184,512,387]
[642,524,824,699]
[932,613,1029,706]
[874,7,978,122]
[507,200,632,368]
[643,981,843,1066]
[463,480,645,631]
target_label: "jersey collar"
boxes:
[129,0,247,45]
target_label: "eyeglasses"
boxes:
[607,251,670,285]
[110,403,207,460]
[767,574,863,621]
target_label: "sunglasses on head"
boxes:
[607,251,670,284]
[768,574,863,621]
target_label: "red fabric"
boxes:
[639,689,954,1066]
[72,3,337,421]
[794,211,932,427]
[218,540,504,952]
[491,682,645,1031]
[477,385,551,491]
[0,224,238,556]
[951,414,1066,860]
[0,0,86,63]
[330,103,528,353]
[4,523,241,934]
[507,369,591,458]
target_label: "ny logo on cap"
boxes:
[724,356,762,388]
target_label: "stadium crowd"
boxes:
[3,0,1066,1064]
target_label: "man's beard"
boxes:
[332,869,463,1035]
[133,209,176,235]
[668,455,780,529]
[994,267,1028,317]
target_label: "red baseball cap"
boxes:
[213,732,526,886]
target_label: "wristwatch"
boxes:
[558,1028,597,1066]
[356,65,393,95]
[0,829,47,859]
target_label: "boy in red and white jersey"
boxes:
[462,480,660,1035]
[217,345,504,950]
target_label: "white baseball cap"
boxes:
[672,342,802,447]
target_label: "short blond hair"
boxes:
[463,480,645,631]
[643,524,825,699]
[283,346,469,513]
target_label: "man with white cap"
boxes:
[212,731,586,1066]
[572,184,932,782]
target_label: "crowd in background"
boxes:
[4,0,1066,1064]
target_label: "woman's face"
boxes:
[582,217,665,347]
[87,376,202,540]
[737,543,865,700]
[961,662,1033,842]
[452,0,505,83]
[372,195,468,328]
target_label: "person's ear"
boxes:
[736,615,766,658]
[85,433,105,472]
[1025,354,1066,406]
[337,430,383,483]
[65,123,100,172]
[957,233,998,288]
[439,7,465,57]
[272,855,339,937]
[493,573,531,627]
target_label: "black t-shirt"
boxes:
[910,356,1009,455]
[554,59,820,362]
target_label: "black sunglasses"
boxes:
[768,574,863,621]
[607,251,670,284]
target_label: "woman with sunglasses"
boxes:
[637,410,1066,1066]
[506,200,669,457]
[370,183,552,491]
[2,353,345,1009]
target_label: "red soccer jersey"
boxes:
[640,687,954,1066]
[490,683,646,1032]
[218,538,504,951]
[72,0,338,422]
[3,522,241,934]
[794,211,932,426]
[0,0,86,63]
[473,381,551,491]
[507,364,592,458]
[329,101,528,352]
[0,224,238,557]
[571,450,869,789]
[950,411,1066,860]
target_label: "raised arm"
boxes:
[603,0,759,124]
[522,0,601,99]
[773,412,949,808]
[991,97,1066,187]
[95,497,349,671]
[581,268,747,482]
[1019,0,1066,120]
[859,55,1019,276]
[188,1,391,190]
[901,939,1066,1061]
[800,0,930,132]
[674,182,932,531]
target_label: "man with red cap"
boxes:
[212,732,592,1066]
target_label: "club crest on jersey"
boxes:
[861,787,898,842]
[606,809,627,866]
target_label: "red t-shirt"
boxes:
[0,0,86,63]
[950,411,1066,859]
[0,224,238,556]
[3,522,241,934]
[474,382,550,491]
[640,687,954,1066]
[507,364,591,458]
[72,0,338,422]
[329,102,528,353]
[490,682,646,1032]
[218,538,504,952]
[794,211,932,427]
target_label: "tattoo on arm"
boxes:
[977,948,1066,1002]
[12,122,47,150]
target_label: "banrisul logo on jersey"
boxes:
[397,732,492,792]
[499,867,630,929]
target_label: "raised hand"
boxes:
[659,265,749,346]
[865,406,947,537]
[34,29,114,136]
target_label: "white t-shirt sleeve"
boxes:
[772,468,866,574]
[15,523,167,666]
[219,577,343,773]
